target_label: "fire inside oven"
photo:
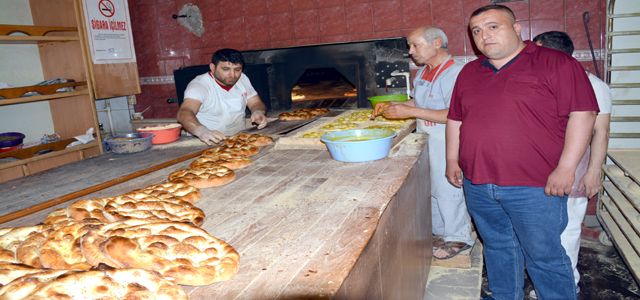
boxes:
[290,67,357,109]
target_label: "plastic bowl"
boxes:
[320,129,397,163]
[105,132,153,154]
[136,123,181,144]
[0,132,25,148]
[368,94,409,108]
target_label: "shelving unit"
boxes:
[0,0,102,183]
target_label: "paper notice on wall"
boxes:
[83,0,136,64]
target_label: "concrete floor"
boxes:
[424,242,484,300]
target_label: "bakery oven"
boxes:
[290,67,357,109]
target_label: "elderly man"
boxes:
[446,5,598,300]
[374,26,474,259]
[177,48,268,145]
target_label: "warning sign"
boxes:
[83,0,136,64]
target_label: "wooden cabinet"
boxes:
[0,0,102,183]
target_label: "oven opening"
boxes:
[290,67,358,109]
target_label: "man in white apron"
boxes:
[178,48,268,145]
[373,27,475,259]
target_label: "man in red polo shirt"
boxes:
[445,4,598,300]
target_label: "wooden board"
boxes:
[608,149,640,184]
[275,109,416,150]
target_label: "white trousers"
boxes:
[427,131,475,246]
[561,196,588,286]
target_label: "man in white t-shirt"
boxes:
[177,48,268,145]
[532,31,612,298]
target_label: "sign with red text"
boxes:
[83,0,136,64]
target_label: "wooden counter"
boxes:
[0,134,432,299]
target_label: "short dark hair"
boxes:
[470,4,516,23]
[211,48,245,67]
[533,31,574,56]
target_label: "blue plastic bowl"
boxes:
[320,129,397,163]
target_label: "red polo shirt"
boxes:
[447,41,599,187]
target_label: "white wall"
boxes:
[609,0,640,148]
[0,0,54,144]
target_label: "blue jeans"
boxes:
[464,179,576,300]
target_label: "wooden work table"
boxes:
[0,133,432,299]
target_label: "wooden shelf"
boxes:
[0,140,99,170]
[0,81,87,102]
[0,36,78,43]
[0,0,104,183]
[0,24,78,42]
[0,90,88,106]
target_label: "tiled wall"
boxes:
[129,0,607,118]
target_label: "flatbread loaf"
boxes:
[279,108,329,121]
[43,198,111,225]
[102,196,205,226]
[38,221,103,270]
[25,269,187,300]
[228,133,273,147]
[168,166,235,189]
[133,181,201,203]
[86,222,239,285]
[0,226,48,264]
[215,142,260,156]
[0,269,69,299]
[190,154,252,170]
[0,263,46,286]
[15,230,52,268]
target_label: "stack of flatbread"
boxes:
[0,131,275,299]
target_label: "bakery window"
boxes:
[290,67,357,109]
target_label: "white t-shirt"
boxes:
[183,72,258,135]
[570,72,612,196]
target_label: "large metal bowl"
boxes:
[105,132,153,154]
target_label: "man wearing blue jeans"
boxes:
[445,4,599,300]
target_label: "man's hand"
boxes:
[580,169,602,198]
[545,166,575,196]
[251,110,268,129]
[380,103,413,119]
[446,160,464,188]
[193,125,225,145]
[371,103,390,119]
